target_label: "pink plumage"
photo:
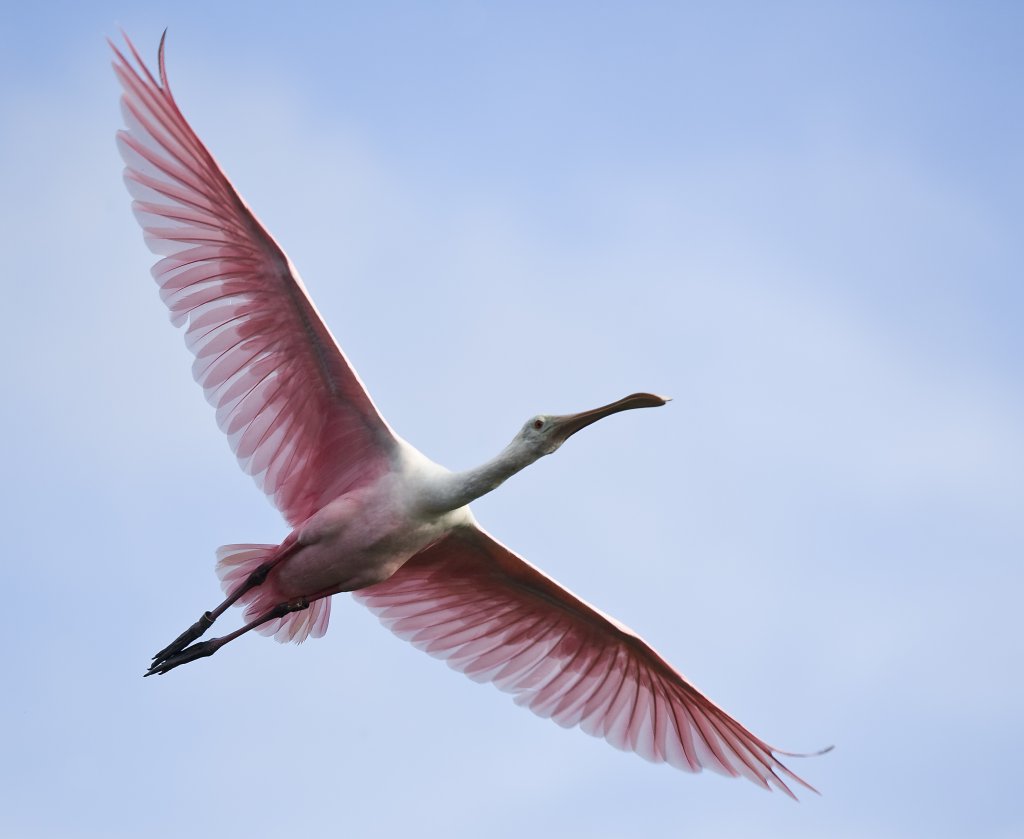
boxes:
[112,34,397,528]
[216,544,331,642]
[115,33,827,796]
[356,528,817,798]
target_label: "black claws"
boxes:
[144,557,291,677]
[144,596,309,677]
[150,612,216,666]
[145,639,221,676]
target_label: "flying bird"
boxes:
[112,33,826,798]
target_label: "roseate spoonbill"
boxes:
[112,33,827,797]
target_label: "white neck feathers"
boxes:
[419,439,539,514]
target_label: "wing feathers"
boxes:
[113,34,399,524]
[355,527,818,797]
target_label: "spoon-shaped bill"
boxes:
[549,392,670,444]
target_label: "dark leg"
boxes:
[150,541,299,667]
[145,598,310,676]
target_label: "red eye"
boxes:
[533,419,544,430]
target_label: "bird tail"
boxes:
[215,544,331,643]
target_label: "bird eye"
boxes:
[533,418,544,430]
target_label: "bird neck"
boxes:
[425,440,538,514]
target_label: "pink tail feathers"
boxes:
[215,544,331,643]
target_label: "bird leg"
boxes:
[150,541,299,667]
[145,598,310,676]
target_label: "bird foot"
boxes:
[145,598,309,677]
[150,611,216,667]
[145,638,222,676]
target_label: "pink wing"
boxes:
[355,527,819,798]
[112,34,397,525]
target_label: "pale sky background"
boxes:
[2,3,1022,837]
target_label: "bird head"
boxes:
[519,393,670,456]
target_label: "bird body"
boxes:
[113,32,827,798]
[279,449,469,596]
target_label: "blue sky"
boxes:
[2,3,1022,837]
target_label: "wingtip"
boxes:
[772,743,833,799]
[107,30,129,63]
[158,28,170,88]
[112,26,134,54]
[777,743,835,758]
[109,28,170,91]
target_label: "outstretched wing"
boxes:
[355,526,820,798]
[112,33,398,525]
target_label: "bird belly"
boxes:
[270,493,458,599]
